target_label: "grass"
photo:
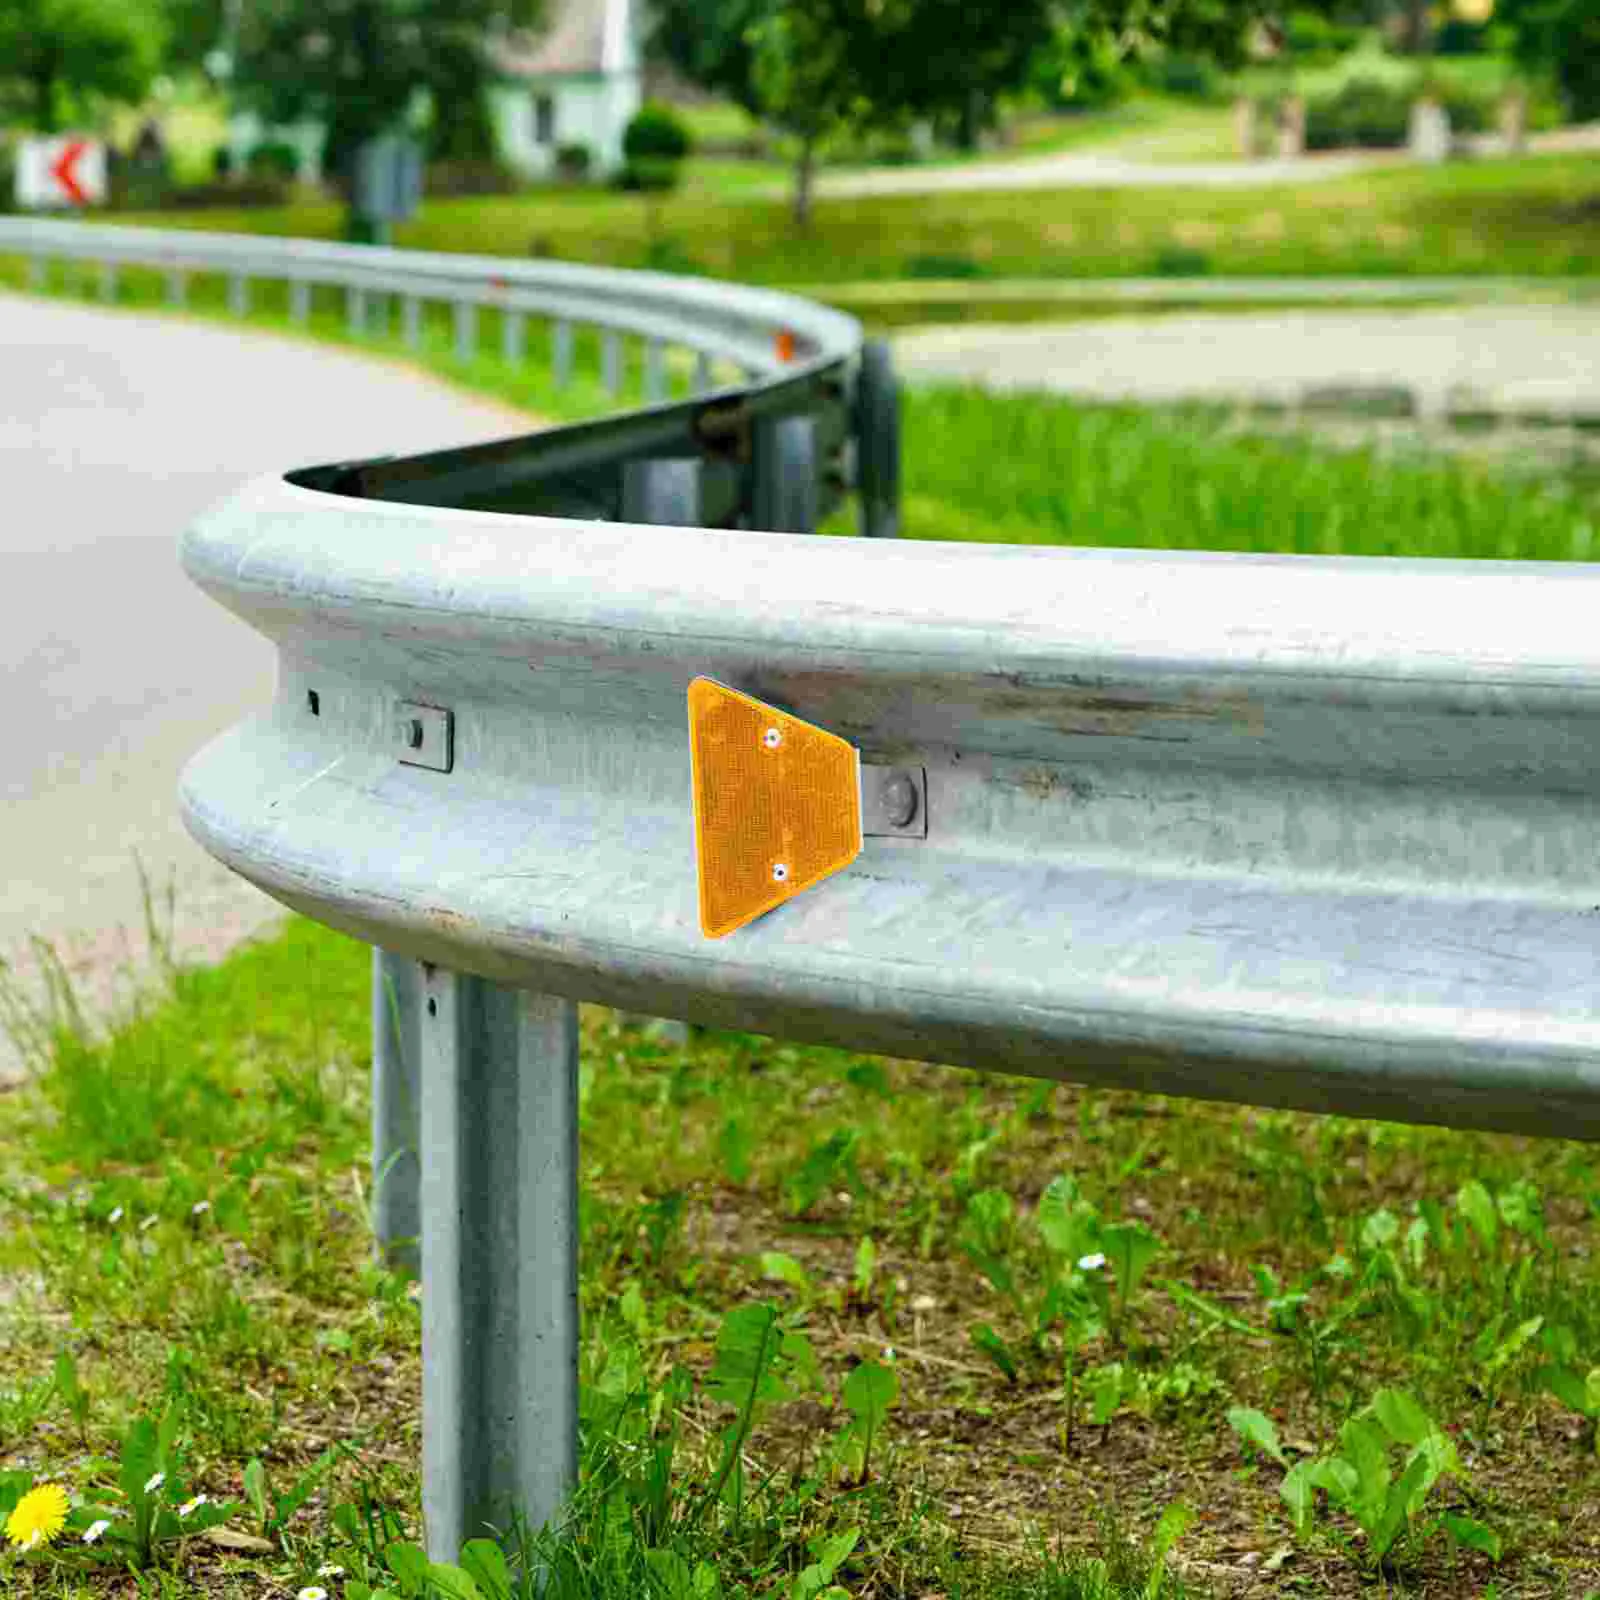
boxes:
[3,222,1600,1597]
[92,150,1600,286]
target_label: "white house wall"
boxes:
[490,73,642,179]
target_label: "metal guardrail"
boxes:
[7,218,1599,1565]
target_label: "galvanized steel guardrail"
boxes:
[6,217,1598,1565]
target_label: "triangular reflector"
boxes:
[688,677,862,939]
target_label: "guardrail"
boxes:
[7,218,1598,1567]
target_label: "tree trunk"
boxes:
[33,68,57,134]
[792,135,816,230]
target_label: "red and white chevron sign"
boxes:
[16,136,108,210]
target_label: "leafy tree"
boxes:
[0,0,166,133]
[219,0,543,233]
[1497,0,1600,121]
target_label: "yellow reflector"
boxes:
[688,677,862,939]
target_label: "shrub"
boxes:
[423,159,520,197]
[164,177,292,209]
[1284,9,1365,65]
[1304,76,1413,149]
[554,141,591,179]
[904,252,987,279]
[613,157,681,194]
[0,141,15,214]
[246,140,300,181]
[1434,17,1491,54]
[211,145,234,180]
[623,103,691,165]
[1141,52,1221,100]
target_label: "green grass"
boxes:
[101,151,1600,285]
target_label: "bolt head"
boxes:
[400,717,425,751]
[881,772,918,828]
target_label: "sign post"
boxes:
[16,136,108,210]
[352,134,423,246]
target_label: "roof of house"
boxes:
[492,0,636,79]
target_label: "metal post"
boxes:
[420,971,579,1563]
[552,320,574,389]
[602,329,622,396]
[27,256,45,292]
[403,296,422,350]
[856,337,902,540]
[644,340,666,403]
[372,948,422,1276]
[228,275,249,317]
[348,286,366,339]
[692,351,714,394]
[291,279,310,326]
[502,309,525,365]
[98,262,116,304]
[454,300,477,364]
[752,413,819,535]
[167,270,186,309]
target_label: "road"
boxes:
[0,296,539,1082]
[892,306,1600,420]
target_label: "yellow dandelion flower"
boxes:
[5,1484,70,1551]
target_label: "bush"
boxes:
[162,177,292,210]
[246,140,299,181]
[423,159,520,197]
[211,145,234,180]
[554,141,591,179]
[0,141,15,214]
[1140,52,1220,100]
[1431,77,1495,134]
[1304,76,1413,149]
[904,252,987,279]
[623,103,692,165]
[613,157,681,193]
[1433,17,1491,54]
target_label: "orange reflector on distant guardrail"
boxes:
[688,677,862,939]
[775,329,796,363]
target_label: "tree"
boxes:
[221,0,543,232]
[1497,0,1600,121]
[0,0,165,133]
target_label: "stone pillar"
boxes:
[1499,88,1528,155]
[1278,97,1306,160]
[1234,96,1260,160]
[1409,97,1451,165]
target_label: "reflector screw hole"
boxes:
[763,727,782,749]
[772,862,789,883]
[307,690,320,716]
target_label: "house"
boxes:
[487,0,644,181]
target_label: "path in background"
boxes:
[0,296,541,1082]
[789,121,1600,198]
[892,306,1600,419]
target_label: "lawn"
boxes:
[1,257,1599,1598]
[104,151,1600,285]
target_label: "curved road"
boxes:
[1,297,540,1080]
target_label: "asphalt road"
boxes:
[0,296,538,1079]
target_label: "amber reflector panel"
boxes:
[688,677,862,939]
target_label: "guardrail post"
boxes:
[27,256,46,292]
[502,309,525,366]
[420,971,579,1564]
[752,414,819,534]
[602,330,623,396]
[644,340,666,403]
[98,262,116,304]
[403,295,422,350]
[166,269,186,310]
[291,279,310,326]
[347,286,366,338]
[228,275,249,318]
[856,338,901,539]
[552,321,574,389]
[692,352,714,394]
[372,949,423,1275]
[454,301,477,364]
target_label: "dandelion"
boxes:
[143,1471,164,1495]
[82,1518,112,1544]
[191,1201,211,1217]
[178,1493,208,1517]
[1077,1252,1106,1272]
[139,1214,158,1232]
[107,1206,124,1224]
[297,1587,330,1600]
[4,1483,70,1550]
